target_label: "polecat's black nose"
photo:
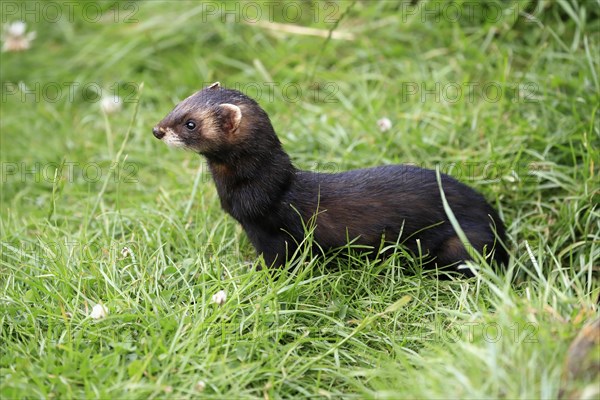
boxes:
[153,126,165,139]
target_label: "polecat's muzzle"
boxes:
[152,126,165,139]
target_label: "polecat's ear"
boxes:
[219,103,242,134]
[208,82,220,89]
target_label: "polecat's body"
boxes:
[153,83,508,275]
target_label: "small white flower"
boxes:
[195,380,206,392]
[90,303,108,319]
[212,290,227,306]
[377,117,392,132]
[504,170,519,183]
[100,95,122,114]
[2,21,36,52]
[121,246,131,258]
[8,21,26,36]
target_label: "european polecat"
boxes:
[153,82,508,276]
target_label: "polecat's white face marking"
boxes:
[155,126,187,148]
[162,128,188,148]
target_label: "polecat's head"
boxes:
[153,82,275,158]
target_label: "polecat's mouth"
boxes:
[153,126,188,149]
[152,126,165,139]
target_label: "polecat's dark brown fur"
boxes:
[153,82,508,276]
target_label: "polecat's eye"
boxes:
[185,120,196,130]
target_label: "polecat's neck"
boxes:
[206,141,296,221]
[207,149,293,184]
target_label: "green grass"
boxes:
[1,0,599,398]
